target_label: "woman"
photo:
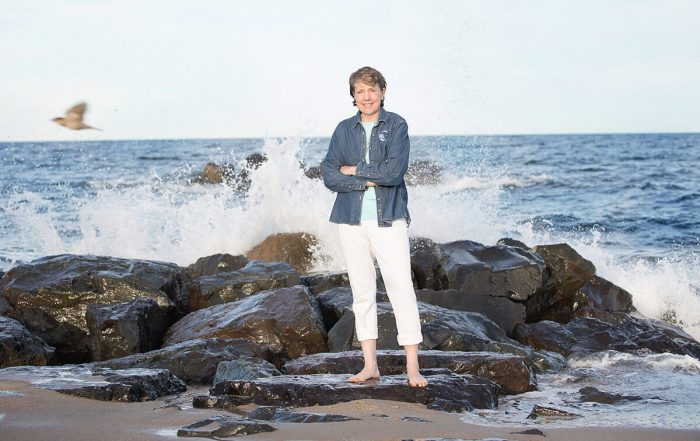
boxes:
[321,66,427,387]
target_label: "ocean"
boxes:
[1,133,699,428]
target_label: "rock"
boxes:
[193,394,252,410]
[405,160,442,186]
[579,386,643,404]
[0,365,186,402]
[512,428,546,436]
[411,239,546,301]
[247,406,358,423]
[526,243,596,322]
[304,165,322,180]
[526,405,580,419]
[315,287,353,331]
[497,238,530,250]
[95,337,281,384]
[300,271,350,295]
[284,350,537,395]
[194,162,237,184]
[0,316,56,368]
[244,152,267,169]
[513,309,700,358]
[415,289,526,337]
[86,298,172,361]
[187,260,299,311]
[212,372,498,412]
[577,275,634,313]
[245,233,319,274]
[177,415,276,438]
[185,253,249,277]
[213,358,281,386]
[0,254,186,363]
[163,286,328,359]
[327,300,540,362]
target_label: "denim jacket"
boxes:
[321,107,411,227]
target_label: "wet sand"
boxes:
[1,378,698,441]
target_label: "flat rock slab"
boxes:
[0,365,186,402]
[212,372,498,413]
[248,405,358,423]
[284,350,536,395]
[177,415,276,438]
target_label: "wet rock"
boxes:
[177,415,276,438]
[187,260,299,311]
[163,286,328,359]
[411,239,546,301]
[405,160,443,186]
[300,271,350,295]
[193,394,252,410]
[95,337,280,384]
[86,298,172,361]
[0,316,56,368]
[0,254,186,363]
[213,358,281,386]
[304,165,322,180]
[0,365,186,401]
[579,386,643,404]
[328,301,540,363]
[193,162,237,185]
[511,428,546,436]
[247,405,358,423]
[497,238,530,250]
[415,289,526,337]
[526,243,596,322]
[576,275,634,313]
[213,372,498,412]
[513,309,700,358]
[185,254,249,277]
[315,287,353,331]
[246,233,318,274]
[526,405,580,419]
[284,350,536,394]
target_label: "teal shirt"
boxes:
[360,121,377,222]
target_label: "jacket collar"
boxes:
[353,107,388,127]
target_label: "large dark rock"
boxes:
[284,350,536,395]
[0,254,186,363]
[213,371,498,412]
[513,308,700,358]
[246,233,319,274]
[185,253,249,277]
[163,286,328,359]
[0,316,56,368]
[411,239,546,301]
[212,357,281,386]
[576,275,634,313]
[193,162,237,185]
[327,300,563,371]
[415,289,526,336]
[94,337,280,384]
[247,406,358,423]
[300,271,351,295]
[526,243,596,322]
[86,298,171,361]
[178,415,276,438]
[0,365,186,401]
[187,260,299,311]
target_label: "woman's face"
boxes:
[353,80,385,121]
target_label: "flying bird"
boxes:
[52,102,101,130]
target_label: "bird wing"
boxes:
[65,102,87,122]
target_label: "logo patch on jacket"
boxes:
[378,130,389,142]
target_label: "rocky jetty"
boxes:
[1,235,698,434]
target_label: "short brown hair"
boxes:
[349,66,386,107]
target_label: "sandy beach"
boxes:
[1,378,698,441]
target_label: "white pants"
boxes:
[338,219,423,346]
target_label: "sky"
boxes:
[1,0,699,141]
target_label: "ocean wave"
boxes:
[569,351,700,373]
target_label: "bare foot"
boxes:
[348,366,380,383]
[407,370,428,388]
